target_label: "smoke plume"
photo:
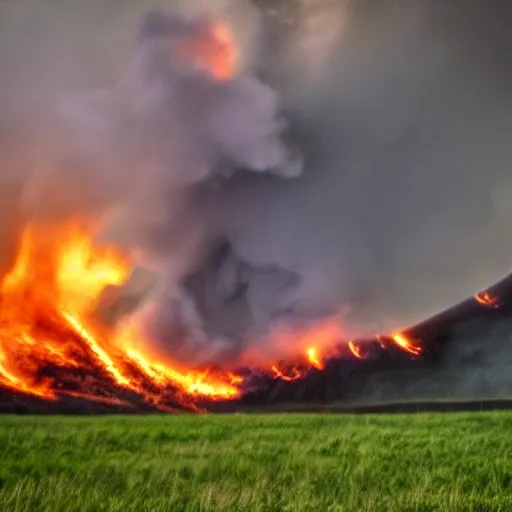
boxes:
[1,0,512,367]
[214,0,512,339]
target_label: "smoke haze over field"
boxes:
[1,0,512,365]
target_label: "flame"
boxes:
[391,333,423,357]
[307,347,324,370]
[176,19,238,80]
[61,311,131,388]
[270,346,325,382]
[0,219,431,408]
[348,340,364,359]
[0,220,241,407]
[0,345,51,398]
[124,349,241,400]
[271,365,304,382]
[474,291,500,309]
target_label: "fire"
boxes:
[124,349,241,400]
[176,19,238,80]
[474,291,500,309]
[61,311,131,388]
[0,219,430,409]
[348,340,364,359]
[270,346,325,382]
[0,345,50,398]
[0,220,241,408]
[271,365,303,382]
[391,333,423,357]
[307,347,324,370]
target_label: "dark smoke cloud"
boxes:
[1,0,512,367]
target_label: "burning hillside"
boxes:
[0,221,242,410]
[1,216,504,412]
[1,1,512,412]
[0,219,432,412]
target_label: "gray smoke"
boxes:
[0,0,304,364]
[210,0,512,341]
[2,0,512,368]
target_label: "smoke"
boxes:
[210,0,512,340]
[1,0,512,367]
[0,0,304,364]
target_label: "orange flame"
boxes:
[391,333,423,357]
[176,19,238,80]
[270,346,325,382]
[474,291,500,309]
[0,219,431,407]
[271,365,304,382]
[348,340,364,359]
[0,220,241,406]
[307,347,324,370]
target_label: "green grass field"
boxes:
[1,412,511,511]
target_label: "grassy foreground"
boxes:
[0,412,511,511]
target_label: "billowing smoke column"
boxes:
[163,0,512,362]
[1,4,305,367]
[53,7,305,365]
[1,0,512,371]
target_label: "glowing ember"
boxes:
[474,291,500,309]
[391,333,423,357]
